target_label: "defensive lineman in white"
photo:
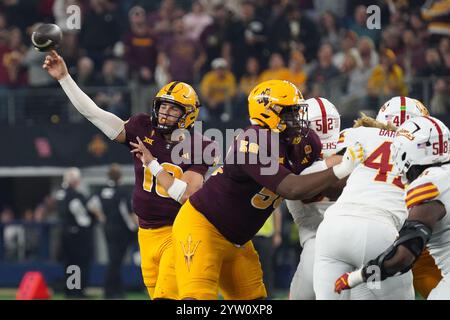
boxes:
[335,116,450,300]
[313,96,429,299]
[288,97,342,300]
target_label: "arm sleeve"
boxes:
[58,74,125,140]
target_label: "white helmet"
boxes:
[391,116,450,177]
[376,96,430,128]
[306,97,341,157]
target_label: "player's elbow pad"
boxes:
[363,220,432,281]
[59,74,124,140]
[168,178,188,204]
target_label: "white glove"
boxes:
[332,142,365,179]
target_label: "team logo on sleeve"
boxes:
[180,234,201,272]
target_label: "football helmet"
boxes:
[391,116,450,180]
[152,81,200,134]
[376,96,429,128]
[306,97,341,156]
[248,80,308,144]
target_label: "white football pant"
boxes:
[313,211,414,300]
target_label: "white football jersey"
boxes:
[286,160,334,246]
[330,126,408,229]
[406,164,450,274]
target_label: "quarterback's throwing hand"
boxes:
[332,142,365,179]
[42,50,68,81]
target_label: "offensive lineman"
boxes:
[170,80,365,299]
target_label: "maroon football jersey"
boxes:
[189,125,322,245]
[124,113,214,228]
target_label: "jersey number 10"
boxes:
[143,163,183,197]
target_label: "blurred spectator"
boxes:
[154,52,170,88]
[409,12,429,44]
[223,0,267,79]
[319,11,345,51]
[341,43,375,114]
[368,49,408,103]
[73,56,96,87]
[1,207,25,262]
[183,1,213,42]
[348,5,380,45]
[239,56,260,97]
[259,53,291,82]
[199,4,230,75]
[0,13,8,44]
[333,30,359,70]
[307,43,341,94]
[356,36,378,68]
[0,0,40,35]
[148,0,183,36]
[22,208,40,260]
[34,195,58,223]
[123,6,158,84]
[287,50,308,92]
[59,31,81,69]
[94,59,128,118]
[418,48,445,77]
[200,58,236,122]
[379,26,403,58]
[160,17,206,83]
[438,36,450,57]
[430,77,450,114]
[286,4,321,63]
[265,0,291,59]
[398,29,427,78]
[79,0,122,68]
[313,0,348,18]
[2,27,27,87]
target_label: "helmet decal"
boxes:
[400,96,406,125]
[315,97,328,134]
[425,116,444,155]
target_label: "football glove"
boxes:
[332,142,365,179]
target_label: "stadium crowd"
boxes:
[0,0,449,124]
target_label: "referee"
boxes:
[88,164,137,299]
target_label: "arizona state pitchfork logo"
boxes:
[180,234,201,272]
[257,88,271,106]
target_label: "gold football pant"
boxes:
[173,199,267,300]
[412,249,442,299]
[138,225,178,299]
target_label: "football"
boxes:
[31,23,62,52]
